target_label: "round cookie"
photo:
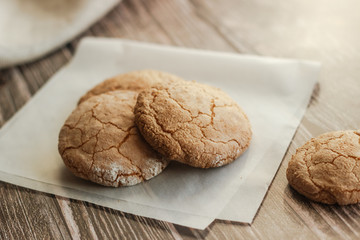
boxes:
[286,130,360,205]
[78,69,185,104]
[58,90,169,187]
[134,81,252,168]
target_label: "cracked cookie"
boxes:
[78,70,185,104]
[286,130,360,205]
[134,81,252,168]
[58,90,169,187]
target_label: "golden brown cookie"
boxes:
[78,70,184,104]
[134,81,252,168]
[286,130,360,205]
[58,90,169,187]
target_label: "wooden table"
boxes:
[1,0,360,239]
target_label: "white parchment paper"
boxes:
[0,38,320,229]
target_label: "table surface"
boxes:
[1,0,360,239]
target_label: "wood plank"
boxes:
[3,68,31,110]
[0,183,36,239]
[89,0,172,44]
[57,197,100,239]
[18,47,72,95]
[13,187,72,239]
[0,182,69,239]
[0,73,17,124]
[141,0,235,52]
[188,0,256,54]
[56,196,177,240]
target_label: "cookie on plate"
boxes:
[286,130,360,205]
[59,90,169,187]
[134,81,252,168]
[78,69,184,104]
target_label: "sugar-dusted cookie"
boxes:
[59,90,169,187]
[78,70,184,104]
[134,81,252,168]
[286,130,360,205]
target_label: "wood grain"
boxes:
[1,0,360,239]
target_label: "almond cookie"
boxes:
[78,70,184,104]
[286,130,360,205]
[59,90,169,187]
[134,81,252,168]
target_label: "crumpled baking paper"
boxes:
[0,38,320,229]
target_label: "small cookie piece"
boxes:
[286,130,360,205]
[78,70,184,104]
[134,81,252,168]
[59,90,169,187]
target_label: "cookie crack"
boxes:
[94,169,142,186]
[304,148,324,194]
[351,171,360,184]
[151,92,240,147]
[354,131,360,145]
[63,125,84,135]
[304,146,353,201]
[116,130,145,181]
[114,172,143,187]
[91,105,131,132]
[89,128,102,173]
[342,189,360,193]
[312,153,341,166]
[151,90,237,138]
[88,130,144,185]
[62,125,85,149]
[323,147,360,161]
[152,111,177,135]
[87,119,144,181]
[149,93,199,128]
[164,89,194,117]
[196,111,211,118]
[210,98,215,126]
[63,108,92,141]
[198,124,242,147]
[322,134,345,146]
[60,127,101,156]
[70,108,94,129]
[350,161,360,183]
[61,137,91,155]
[146,95,190,159]
[115,149,145,182]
